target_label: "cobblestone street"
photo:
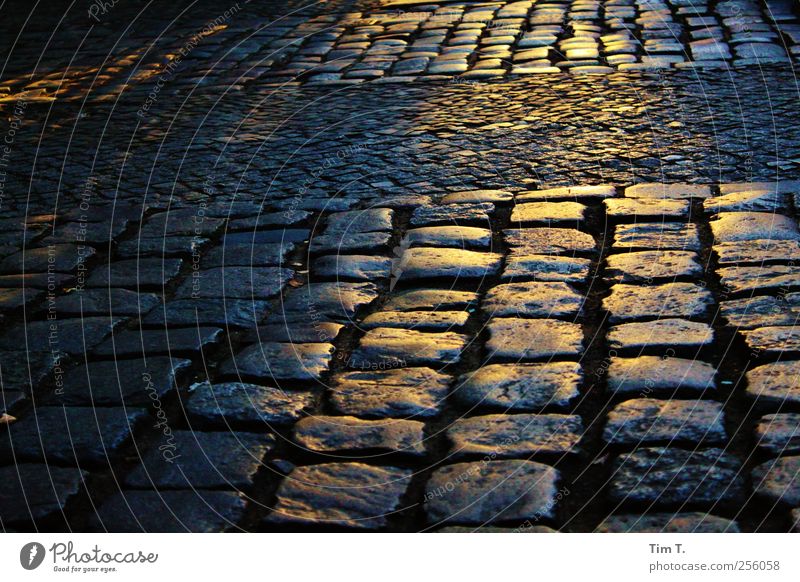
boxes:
[1,0,800,533]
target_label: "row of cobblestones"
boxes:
[2,175,799,531]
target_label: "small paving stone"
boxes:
[93,326,223,357]
[742,325,800,355]
[403,226,493,250]
[625,183,711,199]
[455,362,581,412]
[504,228,596,255]
[442,190,513,204]
[175,267,292,299]
[746,361,800,408]
[604,399,727,447]
[483,281,585,318]
[360,310,469,331]
[281,282,379,322]
[607,356,716,396]
[425,460,561,525]
[710,212,800,243]
[717,264,800,295]
[0,463,87,524]
[607,319,714,352]
[394,247,503,281]
[754,414,800,456]
[605,250,703,283]
[752,456,800,507]
[383,289,479,312]
[613,223,701,251]
[703,189,788,213]
[714,240,800,265]
[312,255,392,281]
[86,258,183,288]
[90,490,246,532]
[265,463,412,529]
[447,414,583,459]
[324,208,394,234]
[604,198,690,220]
[604,283,713,322]
[349,327,467,369]
[187,381,314,427]
[502,253,591,283]
[608,447,745,507]
[720,294,800,329]
[510,202,587,224]
[329,367,450,419]
[309,232,392,255]
[294,416,426,457]
[221,342,334,384]
[596,513,739,533]
[125,431,274,490]
[486,318,584,361]
[244,322,344,344]
[0,406,148,466]
[517,185,616,201]
[143,298,269,328]
[54,288,160,316]
[410,202,494,227]
[58,357,191,406]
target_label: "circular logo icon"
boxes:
[20,542,46,570]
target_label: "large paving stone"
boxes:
[244,322,344,344]
[221,343,334,384]
[143,298,270,328]
[754,414,800,456]
[0,463,87,524]
[596,512,739,532]
[483,281,584,318]
[752,456,800,507]
[741,326,800,355]
[606,319,714,352]
[86,258,183,288]
[746,361,800,408]
[502,253,591,283]
[0,406,148,466]
[518,185,616,202]
[0,244,95,274]
[93,326,223,357]
[713,239,800,265]
[281,282,379,322]
[710,212,800,243]
[0,351,63,393]
[624,183,711,199]
[187,381,314,427]
[403,226,493,250]
[604,198,689,220]
[58,357,191,406]
[360,310,469,331]
[201,242,294,268]
[605,250,703,283]
[312,255,392,281]
[442,190,513,204]
[446,414,583,459]
[117,236,209,259]
[175,267,292,299]
[349,327,468,368]
[603,283,713,322]
[265,463,412,529]
[394,247,503,281]
[425,460,561,525]
[323,208,394,234]
[604,399,727,447]
[608,447,745,507]
[90,490,246,532]
[54,288,161,316]
[510,202,587,224]
[486,318,584,361]
[720,294,800,329]
[717,264,800,295]
[607,356,716,396]
[125,431,274,490]
[410,202,494,227]
[504,228,596,255]
[612,223,701,251]
[455,362,582,412]
[0,317,121,355]
[704,189,788,214]
[309,232,392,255]
[293,416,426,457]
[329,367,450,419]
[382,289,479,312]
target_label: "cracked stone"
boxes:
[293,416,426,457]
[329,367,450,419]
[425,460,561,525]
